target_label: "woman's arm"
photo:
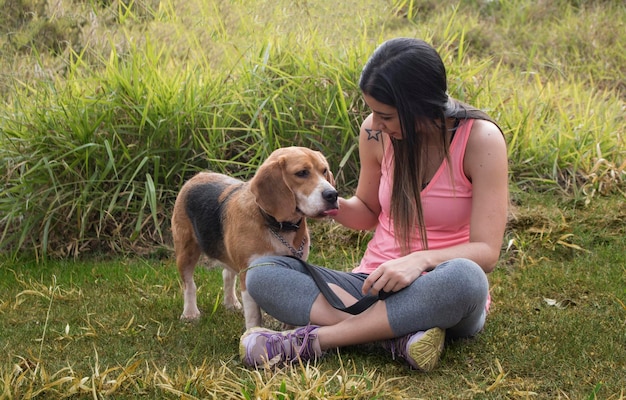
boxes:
[332,114,384,231]
[463,119,509,271]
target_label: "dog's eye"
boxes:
[296,170,310,178]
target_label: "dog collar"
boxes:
[260,209,302,232]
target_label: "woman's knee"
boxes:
[245,268,265,300]
[428,259,489,313]
[440,258,488,290]
[245,256,306,298]
[246,257,280,297]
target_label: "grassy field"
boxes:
[1,194,625,399]
[1,0,625,398]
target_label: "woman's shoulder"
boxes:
[467,118,505,146]
[464,118,508,177]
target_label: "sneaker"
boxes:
[240,325,323,368]
[382,327,445,371]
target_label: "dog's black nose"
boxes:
[323,189,338,204]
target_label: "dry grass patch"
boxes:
[4,354,405,399]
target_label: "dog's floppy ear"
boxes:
[250,157,297,222]
[315,150,335,186]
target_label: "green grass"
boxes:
[1,194,625,398]
[0,0,625,398]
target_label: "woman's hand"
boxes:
[361,254,429,296]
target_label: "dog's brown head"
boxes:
[250,147,338,223]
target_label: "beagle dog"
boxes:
[171,146,339,328]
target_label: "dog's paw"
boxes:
[180,310,201,321]
[223,300,243,311]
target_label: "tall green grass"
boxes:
[0,0,624,258]
[0,36,367,258]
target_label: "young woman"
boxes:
[239,37,509,371]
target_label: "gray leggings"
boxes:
[246,256,489,339]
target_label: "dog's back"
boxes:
[184,179,243,260]
[172,172,243,264]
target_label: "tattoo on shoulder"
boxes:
[366,128,382,142]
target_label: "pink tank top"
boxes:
[353,119,474,274]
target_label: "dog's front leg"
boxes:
[222,268,242,310]
[242,290,262,328]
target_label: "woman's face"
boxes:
[363,94,402,140]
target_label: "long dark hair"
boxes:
[359,37,495,252]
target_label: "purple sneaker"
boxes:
[382,327,445,371]
[240,325,323,368]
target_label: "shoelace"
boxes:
[265,327,317,363]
